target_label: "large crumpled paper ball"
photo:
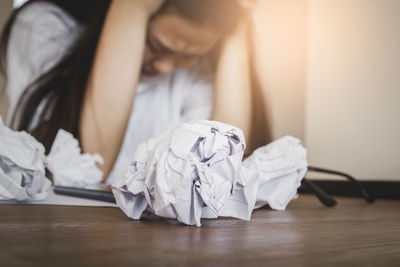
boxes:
[0,117,51,201]
[112,120,246,226]
[113,120,308,226]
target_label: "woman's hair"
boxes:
[0,0,112,151]
[0,0,270,152]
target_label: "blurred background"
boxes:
[1,0,399,181]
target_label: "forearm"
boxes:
[80,1,150,177]
[211,25,252,140]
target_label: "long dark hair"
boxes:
[0,0,269,152]
[1,0,111,151]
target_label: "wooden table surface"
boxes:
[1,195,399,267]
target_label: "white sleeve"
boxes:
[180,63,214,122]
[5,2,80,123]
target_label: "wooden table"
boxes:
[1,195,399,266]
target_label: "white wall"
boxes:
[305,0,400,180]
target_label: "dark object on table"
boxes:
[54,186,116,203]
[301,166,376,207]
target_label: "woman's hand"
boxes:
[238,0,257,13]
[116,0,165,17]
[138,0,166,15]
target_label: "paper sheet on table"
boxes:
[0,187,118,207]
[112,120,308,226]
[0,117,51,201]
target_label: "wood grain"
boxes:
[1,195,399,266]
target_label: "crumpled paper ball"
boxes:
[0,117,51,201]
[112,120,245,226]
[244,136,308,210]
[112,120,308,226]
[219,136,308,222]
[47,129,104,188]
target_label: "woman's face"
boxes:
[142,6,219,76]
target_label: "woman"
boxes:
[0,0,269,183]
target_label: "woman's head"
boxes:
[0,0,249,151]
[143,0,244,76]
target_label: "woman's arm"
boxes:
[211,22,252,141]
[80,0,164,179]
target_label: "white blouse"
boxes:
[5,2,214,184]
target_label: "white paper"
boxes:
[47,129,104,188]
[0,116,104,202]
[112,120,308,226]
[0,187,118,207]
[0,117,51,201]
[219,135,308,222]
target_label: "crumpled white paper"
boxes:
[0,117,51,201]
[47,129,104,188]
[112,120,308,226]
[218,136,308,222]
[0,115,104,201]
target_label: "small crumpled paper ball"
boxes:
[112,120,245,226]
[47,129,104,188]
[238,136,308,211]
[0,117,51,201]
